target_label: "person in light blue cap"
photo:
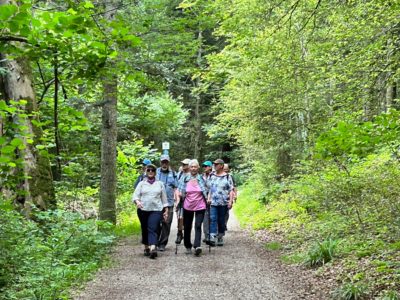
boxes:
[134,158,152,189]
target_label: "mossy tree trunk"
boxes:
[0,52,55,214]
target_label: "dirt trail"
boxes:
[75,212,326,300]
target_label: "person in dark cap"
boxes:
[206,158,235,246]
[156,154,177,251]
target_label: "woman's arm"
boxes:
[132,182,144,209]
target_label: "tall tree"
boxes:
[98,0,119,224]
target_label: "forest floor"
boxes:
[74,213,329,300]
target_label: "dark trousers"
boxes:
[225,208,230,230]
[210,205,227,237]
[183,209,205,249]
[137,209,162,246]
[158,206,174,247]
[203,206,210,238]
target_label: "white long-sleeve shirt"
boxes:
[132,180,168,211]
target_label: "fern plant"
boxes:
[305,238,340,267]
[332,282,368,300]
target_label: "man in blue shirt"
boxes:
[156,155,178,251]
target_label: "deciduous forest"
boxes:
[0,0,399,299]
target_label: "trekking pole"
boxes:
[175,206,180,255]
[175,201,183,255]
[208,204,211,253]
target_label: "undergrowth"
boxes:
[234,152,400,298]
[0,195,138,300]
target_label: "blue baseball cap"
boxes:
[202,161,212,167]
[142,158,152,166]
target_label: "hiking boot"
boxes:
[194,247,202,256]
[158,245,166,252]
[149,249,158,259]
[208,236,216,247]
[144,248,150,257]
[217,237,224,246]
[185,248,192,255]
[175,231,183,244]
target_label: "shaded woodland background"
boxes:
[1,0,399,299]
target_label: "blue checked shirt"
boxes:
[207,174,234,206]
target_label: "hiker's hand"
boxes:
[135,200,143,209]
[228,201,233,209]
[207,199,211,205]
[163,209,169,221]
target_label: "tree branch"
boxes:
[0,36,29,43]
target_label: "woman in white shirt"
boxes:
[132,164,168,259]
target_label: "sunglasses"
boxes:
[146,169,156,173]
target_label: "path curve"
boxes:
[75,212,325,300]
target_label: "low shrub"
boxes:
[0,201,115,300]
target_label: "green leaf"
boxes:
[0,4,18,21]
[83,1,95,9]
[0,156,10,163]
[10,137,23,147]
[1,145,16,154]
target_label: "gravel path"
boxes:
[75,212,326,300]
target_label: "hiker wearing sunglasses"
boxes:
[207,159,235,247]
[177,159,208,256]
[132,164,169,259]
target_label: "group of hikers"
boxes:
[131,155,237,259]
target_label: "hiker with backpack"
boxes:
[223,163,237,231]
[176,159,208,256]
[207,159,235,247]
[132,164,169,259]
[174,158,191,245]
[156,154,178,252]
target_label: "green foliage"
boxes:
[333,281,369,300]
[114,192,141,238]
[265,242,282,251]
[0,100,31,191]
[315,110,400,160]
[0,201,114,299]
[378,291,400,300]
[116,140,156,195]
[304,238,340,267]
[234,150,400,297]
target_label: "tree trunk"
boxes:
[193,29,203,159]
[53,53,62,180]
[99,1,118,224]
[0,53,55,214]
